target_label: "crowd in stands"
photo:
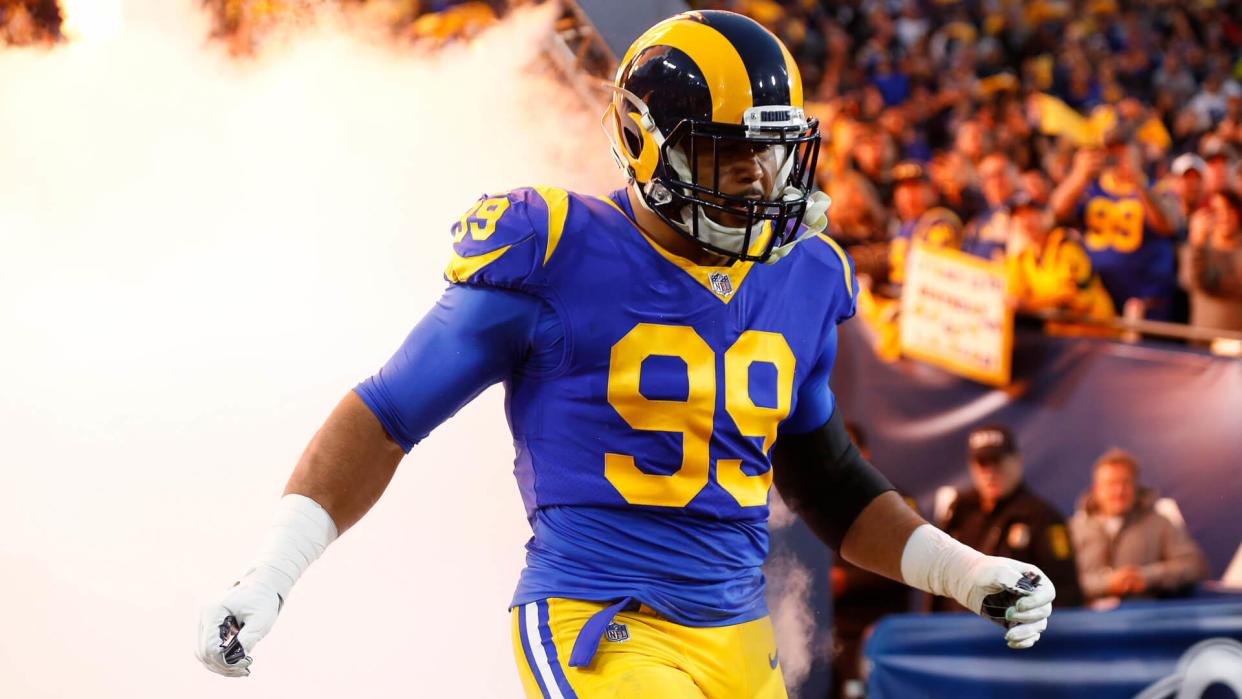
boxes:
[693,0,1242,337]
[198,0,504,54]
[0,0,501,51]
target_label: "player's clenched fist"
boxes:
[194,495,338,677]
[901,524,1056,649]
[195,577,283,677]
[963,557,1055,649]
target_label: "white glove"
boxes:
[194,494,338,677]
[196,575,283,677]
[901,524,1056,649]
[961,556,1055,649]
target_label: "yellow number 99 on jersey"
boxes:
[454,195,511,243]
[1083,197,1143,253]
[604,323,795,509]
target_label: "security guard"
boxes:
[932,425,1084,611]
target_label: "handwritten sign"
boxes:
[899,242,1012,386]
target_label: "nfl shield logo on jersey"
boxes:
[604,622,630,643]
[708,271,734,298]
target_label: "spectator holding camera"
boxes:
[1181,190,1242,331]
[1070,449,1209,607]
[1049,132,1179,320]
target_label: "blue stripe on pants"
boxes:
[518,603,553,698]
[537,600,579,698]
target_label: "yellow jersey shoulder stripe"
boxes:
[529,186,570,266]
[445,243,514,283]
[815,233,855,299]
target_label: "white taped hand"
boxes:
[901,525,1055,650]
[194,495,337,677]
[195,577,282,677]
[962,557,1056,649]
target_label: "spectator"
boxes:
[961,152,1019,261]
[928,150,987,226]
[1152,52,1198,107]
[1167,153,1207,224]
[955,119,990,168]
[826,169,888,282]
[1214,94,1242,146]
[830,422,912,699]
[893,0,929,50]
[932,425,1083,611]
[1006,193,1115,322]
[888,161,962,286]
[851,124,896,205]
[1189,72,1242,128]
[1061,61,1103,112]
[1069,449,1209,607]
[1180,190,1242,331]
[870,53,910,108]
[1049,132,1179,319]
[879,106,931,163]
[1020,169,1052,207]
[1202,137,1238,198]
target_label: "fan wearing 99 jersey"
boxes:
[196,11,1057,698]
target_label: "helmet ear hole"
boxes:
[618,109,644,160]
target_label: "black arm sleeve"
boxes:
[771,405,896,551]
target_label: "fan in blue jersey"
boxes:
[197,11,1057,697]
[960,152,1020,262]
[1049,131,1180,320]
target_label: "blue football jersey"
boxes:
[960,206,1010,262]
[1076,175,1176,313]
[383,186,857,627]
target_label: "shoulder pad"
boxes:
[444,186,572,290]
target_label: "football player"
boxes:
[196,11,1056,697]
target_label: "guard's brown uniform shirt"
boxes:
[931,482,1083,611]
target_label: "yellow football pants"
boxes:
[512,597,788,698]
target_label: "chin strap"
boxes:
[762,190,832,264]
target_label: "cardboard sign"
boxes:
[899,242,1013,386]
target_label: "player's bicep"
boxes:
[781,325,838,435]
[354,284,552,451]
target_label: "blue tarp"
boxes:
[865,598,1242,698]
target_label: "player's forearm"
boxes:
[1048,174,1088,222]
[839,490,927,582]
[284,390,406,535]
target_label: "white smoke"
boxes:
[767,487,798,530]
[766,489,832,696]
[0,3,617,698]
[766,552,818,693]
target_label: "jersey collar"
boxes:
[601,189,767,305]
